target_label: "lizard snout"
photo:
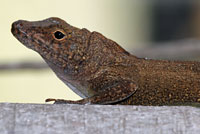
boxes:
[12,20,24,30]
[11,20,24,36]
[11,20,30,36]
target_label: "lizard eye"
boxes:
[53,31,65,40]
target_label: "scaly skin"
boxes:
[11,17,200,105]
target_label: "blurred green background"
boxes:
[1,0,200,103]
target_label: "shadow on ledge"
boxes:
[0,103,200,134]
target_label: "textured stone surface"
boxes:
[0,103,200,134]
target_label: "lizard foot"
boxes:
[45,80,137,105]
[45,98,76,104]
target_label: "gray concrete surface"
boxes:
[0,103,200,134]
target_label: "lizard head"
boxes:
[11,17,91,77]
[11,17,132,98]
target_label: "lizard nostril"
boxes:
[19,23,23,27]
[11,21,23,31]
[16,22,23,29]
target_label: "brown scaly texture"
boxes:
[11,17,200,106]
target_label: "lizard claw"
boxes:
[45,98,76,104]
[45,98,57,102]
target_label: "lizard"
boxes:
[11,17,200,106]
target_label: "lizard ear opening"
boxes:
[53,30,66,40]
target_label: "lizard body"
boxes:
[11,17,200,105]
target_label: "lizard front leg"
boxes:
[46,80,137,105]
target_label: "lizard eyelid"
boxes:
[53,30,66,40]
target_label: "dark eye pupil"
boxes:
[54,31,65,39]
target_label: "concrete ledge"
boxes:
[0,103,200,134]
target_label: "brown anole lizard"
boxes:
[11,17,200,106]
